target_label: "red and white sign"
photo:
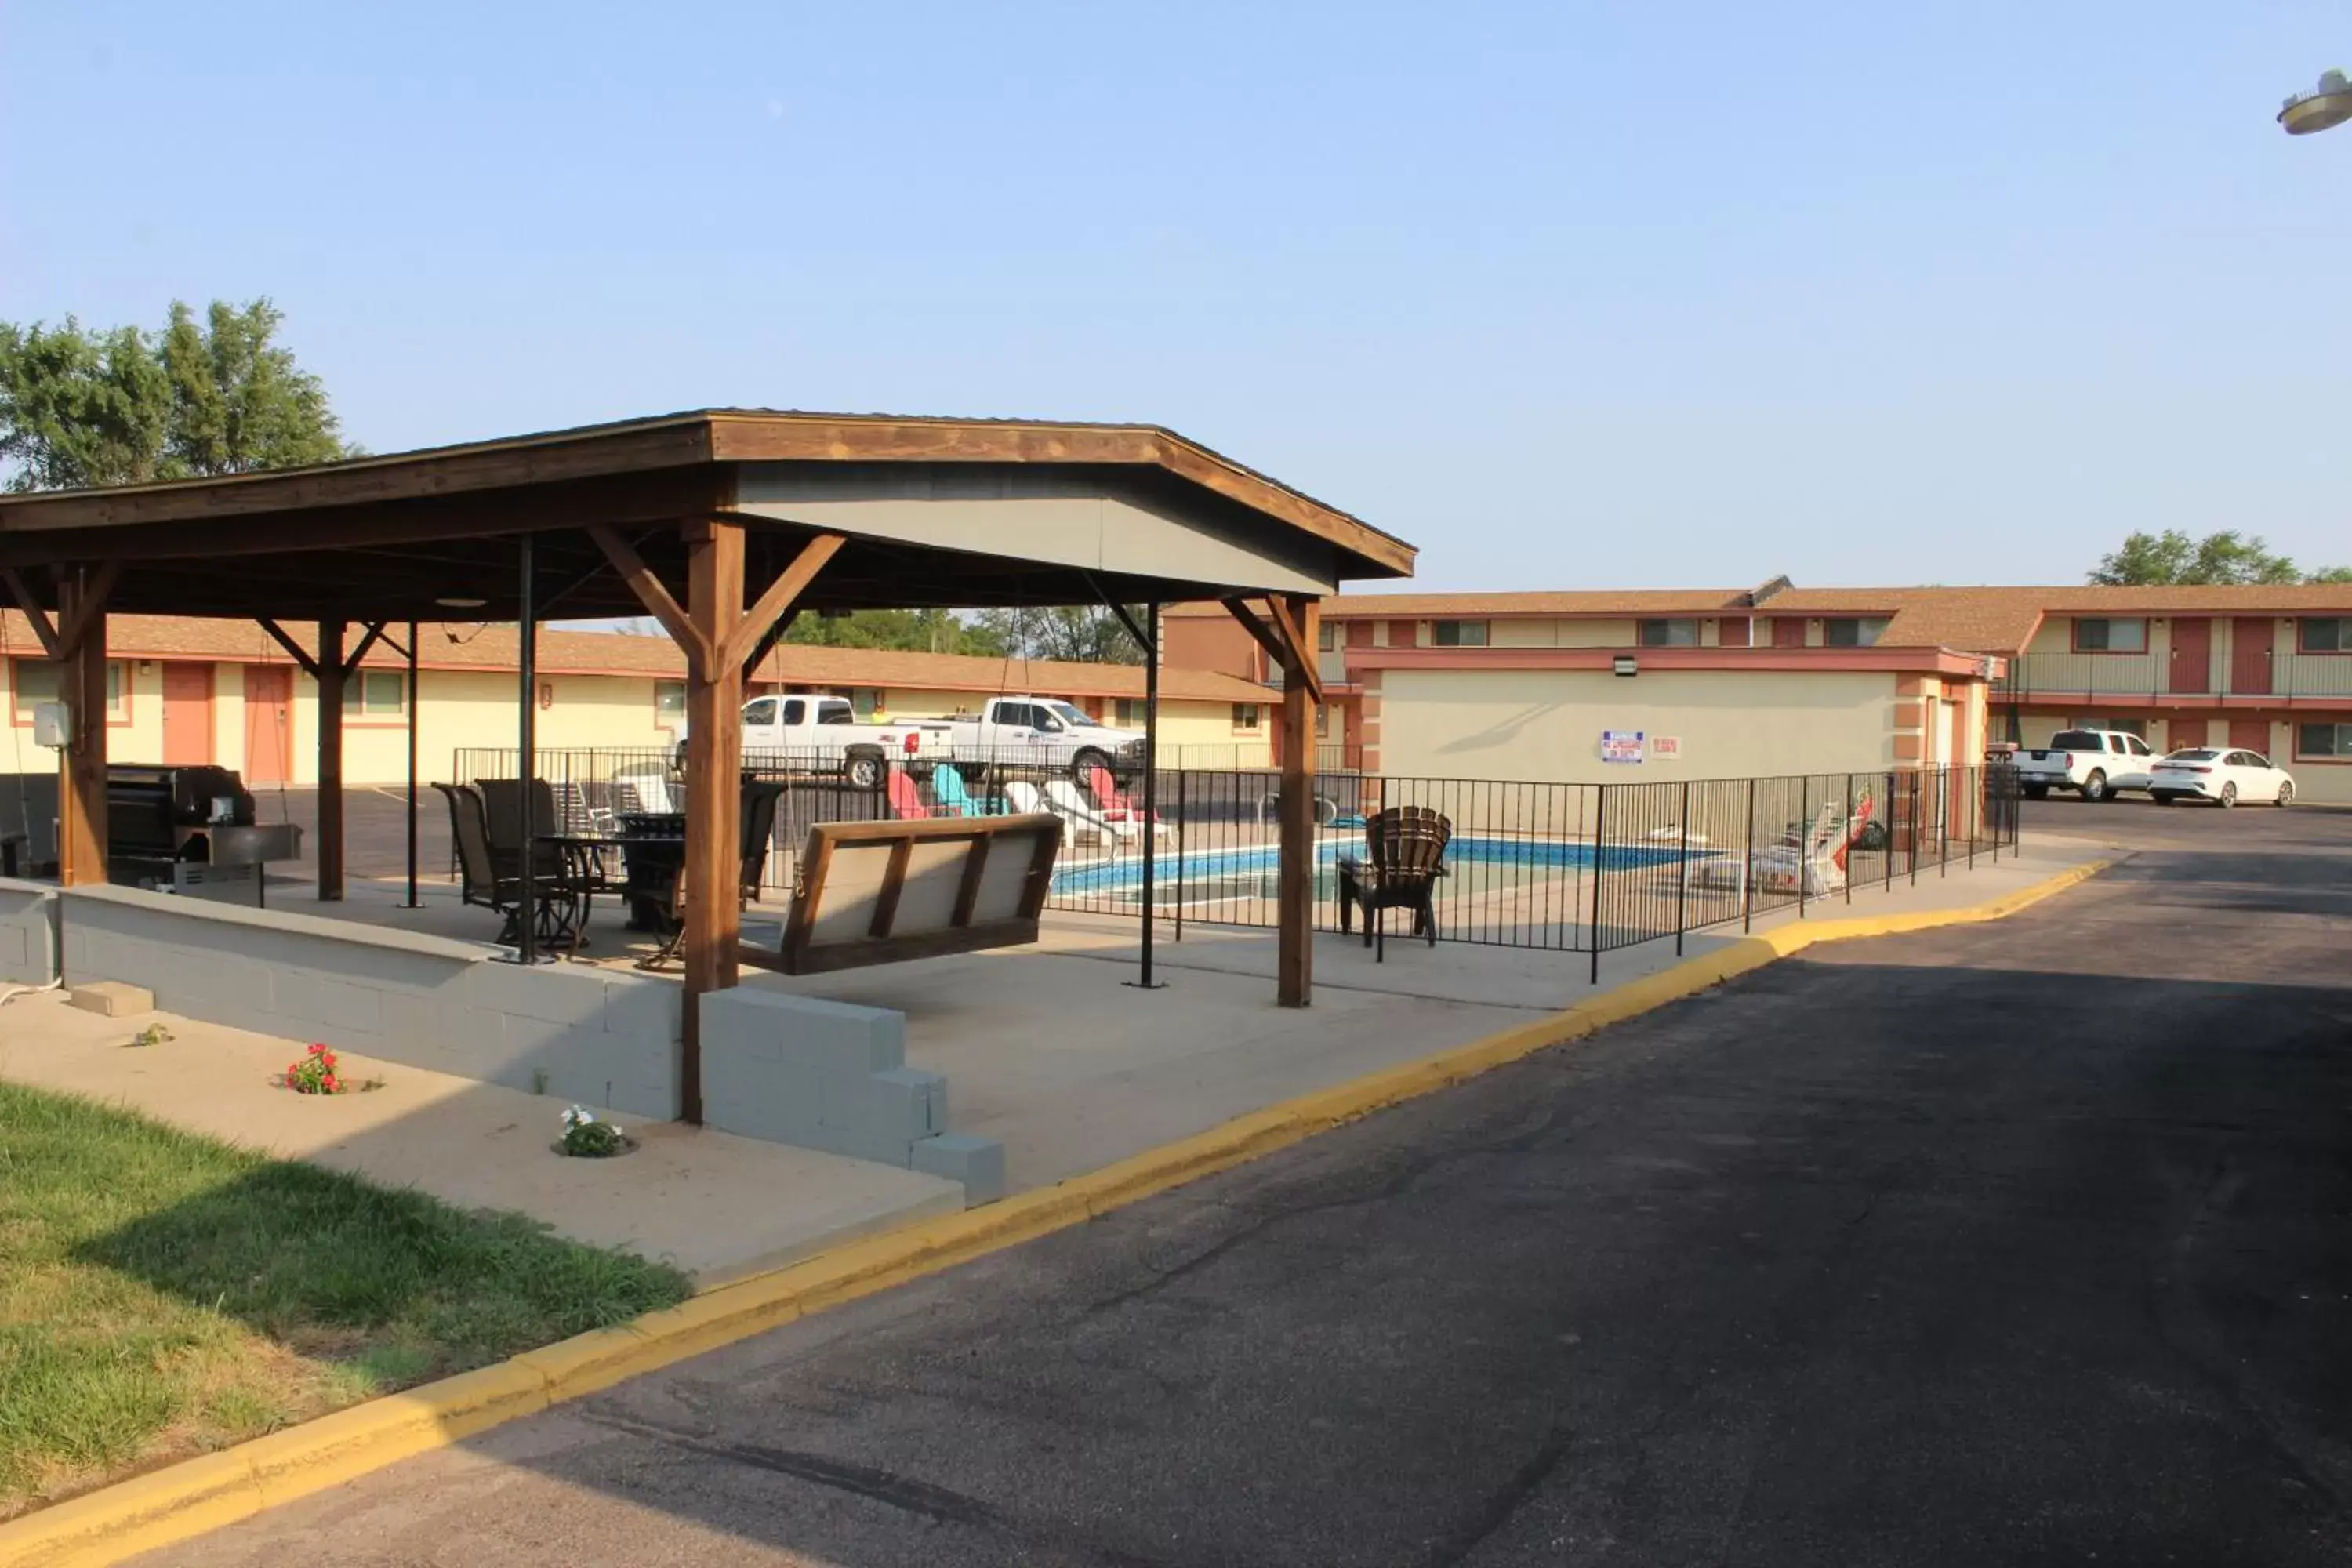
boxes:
[1648,735,1683,760]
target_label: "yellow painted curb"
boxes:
[0,855,2111,1567]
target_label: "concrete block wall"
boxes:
[0,877,59,987]
[56,884,681,1118]
[700,986,1005,1203]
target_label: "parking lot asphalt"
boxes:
[141,803,2352,1567]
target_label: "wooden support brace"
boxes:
[1220,596,1287,671]
[340,620,390,678]
[741,607,800,684]
[589,524,712,676]
[724,533,845,671]
[54,560,121,658]
[1262,594,1325,706]
[2,566,60,657]
[254,618,323,678]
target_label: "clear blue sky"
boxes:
[5,2,2349,590]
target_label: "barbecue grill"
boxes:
[106,764,302,903]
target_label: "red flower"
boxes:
[309,1044,326,1055]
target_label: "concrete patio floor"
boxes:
[0,991,963,1284]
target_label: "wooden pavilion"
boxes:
[0,411,1415,1120]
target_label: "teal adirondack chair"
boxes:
[932,765,994,817]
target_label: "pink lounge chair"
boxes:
[887,770,934,820]
[1087,765,1159,823]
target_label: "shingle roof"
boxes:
[1237,583,2352,654]
[0,613,1272,704]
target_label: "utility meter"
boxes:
[31,702,69,749]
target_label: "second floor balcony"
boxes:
[1997,650,2352,705]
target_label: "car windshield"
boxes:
[1043,700,1100,728]
[2162,750,2219,762]
[2049,731,2103,750]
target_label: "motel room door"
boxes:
[2230,618,2274,696]
[241,665,295,785]
[161,663,214,764]
[2169,618,2211,695]
[2229,718,2272,755]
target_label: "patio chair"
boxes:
[1085,764,1160,824]
[473,778,564,881]
[635,780,789,971]
[430,782,588,954]
[1045,778,1166,844]
[886,769,935,821]
[932,764,993,818]
[1336,806,1451,961]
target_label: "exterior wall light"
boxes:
[1613,654,1639,677]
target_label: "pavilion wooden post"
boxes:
[53,567,115,887]
[316,619,347,900]
[1222,593,1325,1007]
[590,521,844,1123]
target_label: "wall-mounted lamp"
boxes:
[1612,654,1639,677]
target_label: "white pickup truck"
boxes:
[674,693,949,788]
[943,695,1146,781]
[2014,728,2156,802]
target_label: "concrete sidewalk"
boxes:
[0,992,963,1284]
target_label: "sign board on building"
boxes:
[1600,729,1645,764]
[1648,735,1682,760]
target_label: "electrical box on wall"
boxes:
[31,702,69,749]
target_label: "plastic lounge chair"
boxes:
[1336,806,1451,960]
[932,765,993,818]
[1044,778,1145,844]
[1086,764,1160,824]
[886,770,935,821]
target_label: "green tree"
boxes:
[0,298,350,492]
[970,604,1145,663]
[785,608,1005,655]
[2089,528,2303,586]
[2304,564,2352,583]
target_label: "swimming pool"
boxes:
[1049,837,1686,899]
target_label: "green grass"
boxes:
[0,1080,691,1518]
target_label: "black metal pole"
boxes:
[1844,772,1855,906]
[1742,777,1757,933]
[1673,779,1690,956]
[1173,765,1186,942]
[516,536,538,964]
[404,619,420,908]
[1588,783,1606,985]
[1134,601,1161,989]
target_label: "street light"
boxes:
[2280,69,2352,134]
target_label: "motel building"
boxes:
[1166,580,2352,804]
[0,613,1280,787]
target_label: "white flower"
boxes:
[561,1104,597,1131]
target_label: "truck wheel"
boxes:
[2023,785,2049,800]
[1071,748,1112,785]
[2080,771,2107,803]
[844,753,885,790]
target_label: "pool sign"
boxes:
[1600,729,1645,764]
[1649,735,1682,760]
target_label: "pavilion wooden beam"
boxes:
[317,619,347,901]
[1,566,60,658]
[723,533,844,671]
[1219,595,1287,678]
[253,618,324,679]
[588,524,712,677]
[678,518,746,1125]
[55,567,111,888]
[340,621,390,679]
[740,607,800,684]
[1261,593,1325,706]
[1275,593,1320,1007]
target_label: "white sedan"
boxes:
[2147,748,2296,808]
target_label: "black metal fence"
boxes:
[448,746,2019,972]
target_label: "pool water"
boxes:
[1050,837,1684,903]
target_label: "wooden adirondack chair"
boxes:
[1337,806,1451,960]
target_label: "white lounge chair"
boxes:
[1044,778,1167,844]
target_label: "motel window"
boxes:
[11,658,125,720]
[2070,717,2147,739]
[1638,619,1699,648]
[2072,617,2147,653]
[654,680,686,724]
[1232,702,1262,731]
[1432,619,1487,648]
[2299,618,2352,653]
[1824,616,1889,648]
[2298,722,2352,759]
[1317,620,1338,651]
[340,670,407,717]
[1315,704,1330,738]
[1115,699,1147,725]
[852,688,882,719]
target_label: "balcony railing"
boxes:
[1996,651,2352,704]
